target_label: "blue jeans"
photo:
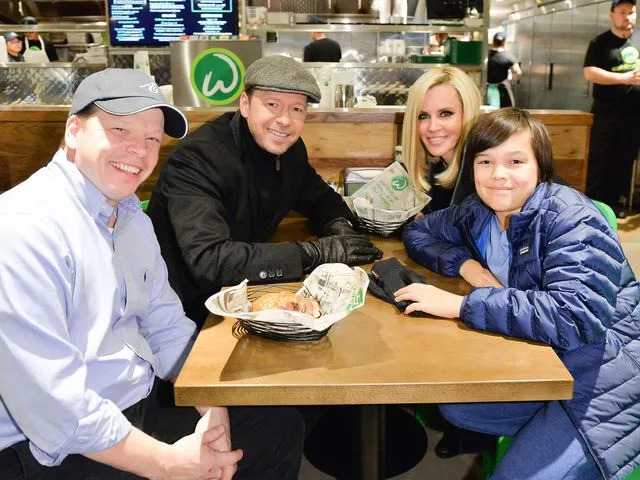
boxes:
[439,401,602,480]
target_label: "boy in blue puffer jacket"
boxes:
[398,108,640,480]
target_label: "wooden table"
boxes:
[174,220,574,479]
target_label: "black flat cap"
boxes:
[244,55,321,103]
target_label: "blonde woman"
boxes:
[402,66,482,212]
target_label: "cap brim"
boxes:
[95,97,188,139]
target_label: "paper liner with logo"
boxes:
[205,263,369,332]
[343,162,430,235]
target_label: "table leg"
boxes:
[359,405,386,480]
[303,405,426,479]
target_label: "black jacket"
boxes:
[148,111,353,327]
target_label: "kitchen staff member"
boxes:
[20,16,58,62]
[303,32,342,62]
[4,32,24,62]
[583,0,640,218]
[148,55,382,328]
[487,32,521,107]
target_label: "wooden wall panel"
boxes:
[302,123,396,160]
[0,107,592,198]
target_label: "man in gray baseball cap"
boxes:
[148,55,382,329]
[70,68,188,138]
[0,67,305,479]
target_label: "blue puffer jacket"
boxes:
[404,182,640,480]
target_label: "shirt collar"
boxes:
[50,149,140,223]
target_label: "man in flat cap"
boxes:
[0,68,304,479]
[148,55,382,329]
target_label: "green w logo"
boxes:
[190,48,246,105]
[391,175,409,191]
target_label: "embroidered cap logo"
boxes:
[139,82,159,94]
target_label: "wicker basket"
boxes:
[238,284,330,342]
[357,216,409,237]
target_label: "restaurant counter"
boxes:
[0,106,592,198]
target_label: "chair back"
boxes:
[591,199,618,232]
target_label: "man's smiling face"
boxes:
[65,107,164,205]
[239,89,308,155]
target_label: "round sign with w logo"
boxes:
[190,48,246,105]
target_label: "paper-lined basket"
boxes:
[205,264,369,342]
[344,162,430,237]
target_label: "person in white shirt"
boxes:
[0,68,304,480]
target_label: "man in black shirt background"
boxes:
[487,32,521,107]
[303,32,342,62]
[583,0,640,218]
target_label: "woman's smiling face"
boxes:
[417,84,464,164]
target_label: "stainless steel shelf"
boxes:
[248,23,482,33]
[302,61,482,70]
[0,22,106,33]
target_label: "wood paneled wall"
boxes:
[0,107,591,199]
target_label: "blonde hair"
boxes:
[402,67,481,193]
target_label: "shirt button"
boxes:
[259,270,267,280]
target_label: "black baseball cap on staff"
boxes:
[69,68,189,139]
[611,0,636,11]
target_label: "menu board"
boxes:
[108,0,238,46]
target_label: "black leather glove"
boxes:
[367,257,429,313]
[297,235,383,273]
[321,217,360,237]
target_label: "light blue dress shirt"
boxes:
[0,150,196,466]
[485,214,511,287]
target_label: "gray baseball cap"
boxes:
[244,55,321,103]
[5,32,21,42]
[70,68,188,139]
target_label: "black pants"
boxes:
[586,115,640,208]
[497,83,513,107]
[0,379,305,479]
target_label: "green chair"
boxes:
[482,435,512,478]
[140,199,150,212]
[591,199,618,231]
[627,467,640,480]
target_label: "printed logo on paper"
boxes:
[390,175,409,191]
[348,289,365,310]
[190,48,245,105]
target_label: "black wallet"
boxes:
[367,257,429,313]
